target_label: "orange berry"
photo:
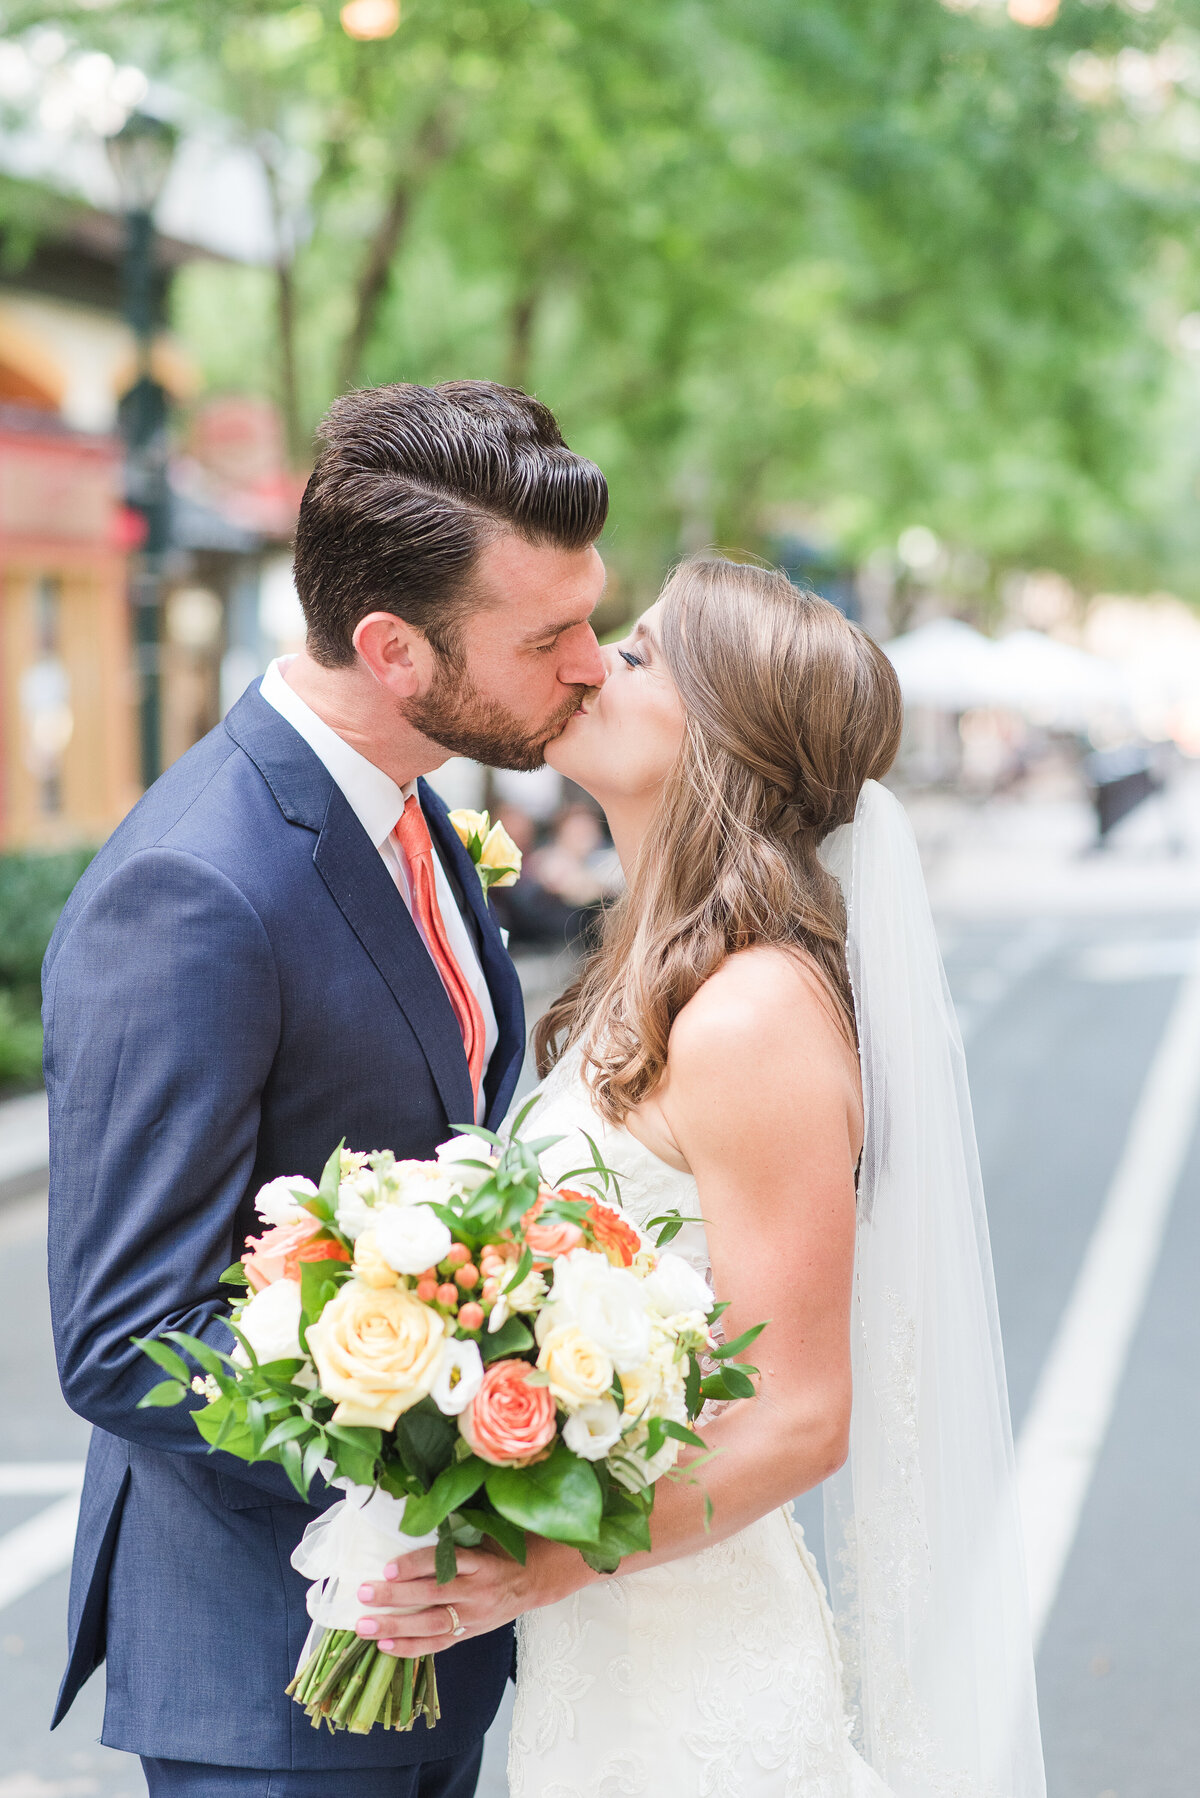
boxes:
[481,1277,500,1304]
[455,1263,479,1290]
[415,1278,439,1303]
[457,1302,484,1332]
[436,1282,459,1308]
[445,1243,471,1268]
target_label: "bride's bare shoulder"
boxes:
[670,945,849,1062]
[662,945,861,1144]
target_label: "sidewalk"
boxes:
[911,763,1200,918]
[0,1089,48,1201]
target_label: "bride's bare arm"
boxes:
[356,947,861,1654]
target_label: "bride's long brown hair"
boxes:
[533,556,903,1122]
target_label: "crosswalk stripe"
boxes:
[0,1493,81,1614]
[1016,953,1200,1647]
[0,1462,85,1497]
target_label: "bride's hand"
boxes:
[353,1538,594,1656]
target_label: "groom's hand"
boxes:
[354,1540,591,1656]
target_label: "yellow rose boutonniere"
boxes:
[449,808,522,893]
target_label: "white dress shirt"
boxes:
[259,658,498,1120]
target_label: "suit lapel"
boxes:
[421,782,527,1127]
[313,786,476,1131]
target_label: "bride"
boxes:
[366,556,1046,1797]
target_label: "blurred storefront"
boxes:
[0,187,300,849]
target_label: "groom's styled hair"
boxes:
[293,381,609,667]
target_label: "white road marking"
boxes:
[1016,953,1200,1646]
[0,1493,81,1614]
[0,1463,84,1496]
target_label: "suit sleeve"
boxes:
[44,847,319,1503]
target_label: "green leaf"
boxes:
[164,1330,233,1380]
[195,1393,256,1460]
[260,1414,313,1454]
[302,1436,329,1494]
[218,1262,250,1287]
[591,1497,652,1559]
[684,1353,702,1420]
[712,1321,768,1360]
[300,1256,350,1327]
[392,1401,457,1486]
[580,1546,622,1574]
[324,1422,382,1488]
[502,1247,533,1295]
[318,1141,344,1205]
[699,1365,756,1402]
[435,1522,458,1585]
[138,1378,187,1408]
[485,1442,602,1545]
[658,1418,706,1450]
[398,1456,487,1536]
[480,1315,535,1363]
[132,1335,191,1384]
[456,1507,526,1564]
[280,1435,309,1499]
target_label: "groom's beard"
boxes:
[403,656,595,772]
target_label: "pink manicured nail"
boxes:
[358,1584,375,1603]
[379,1639,395,1652]
[384,1563,399,1579]
[356,1618,378,1637]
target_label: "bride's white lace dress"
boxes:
[507,1051,892,1798]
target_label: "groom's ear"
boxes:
[353,610,435,698]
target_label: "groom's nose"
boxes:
[557,622,607,692]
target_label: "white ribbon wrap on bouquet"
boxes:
[290,1478,439,1665]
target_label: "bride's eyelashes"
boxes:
[618,649,644,669]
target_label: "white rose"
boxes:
[435,1134,496,1193]
[335,1170,379,1241]
[374,1203,454,1276]
[254,1176,317,1228]
[431,1337,485,1416]
[563,1398,623,1462]
[641,1252,714,1320]
[233,1278,304,1363]
[385,1160,462,1209]
[545,1250,652,1374]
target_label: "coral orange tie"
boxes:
[393,794,486,1112]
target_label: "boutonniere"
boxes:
[449,808,522,894]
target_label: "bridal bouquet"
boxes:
[134,1107,763,1737]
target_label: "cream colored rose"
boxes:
[351,1229,400,1290]
[620,1332,686,1422]
[449,809,522,888]
[306,1281,446,1429]
[536,1323,614,1410]
[478,819,521,886]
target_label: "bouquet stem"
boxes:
[287,1629,440,1734]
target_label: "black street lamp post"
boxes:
[107,110,177,790]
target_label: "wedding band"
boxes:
[445,1603,466,1638]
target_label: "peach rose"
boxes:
[521,1193,585,1261]
[458,1359,558,1467]
[242,1218,350,1292]
[582,1196,641,1268]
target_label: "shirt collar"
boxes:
[259,657,415,850]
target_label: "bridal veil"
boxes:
[820,780,1046,1798]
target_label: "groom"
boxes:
[43,381,608,1797]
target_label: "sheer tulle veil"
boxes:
[819,781,1046,1798]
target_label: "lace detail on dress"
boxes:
[505,1060,895,1798]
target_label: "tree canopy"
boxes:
[9,0,1200,613]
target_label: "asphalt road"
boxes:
[2,917,1198,1798]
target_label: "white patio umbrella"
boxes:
[987,631,1133,729]
[882,618,1005,711]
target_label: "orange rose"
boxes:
[581,1196,640,1268]
[458,1359,558,1466]
[521,1193,585,1261]
[242,1217,350,1292]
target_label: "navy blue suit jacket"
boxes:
[42,685,526,1769]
